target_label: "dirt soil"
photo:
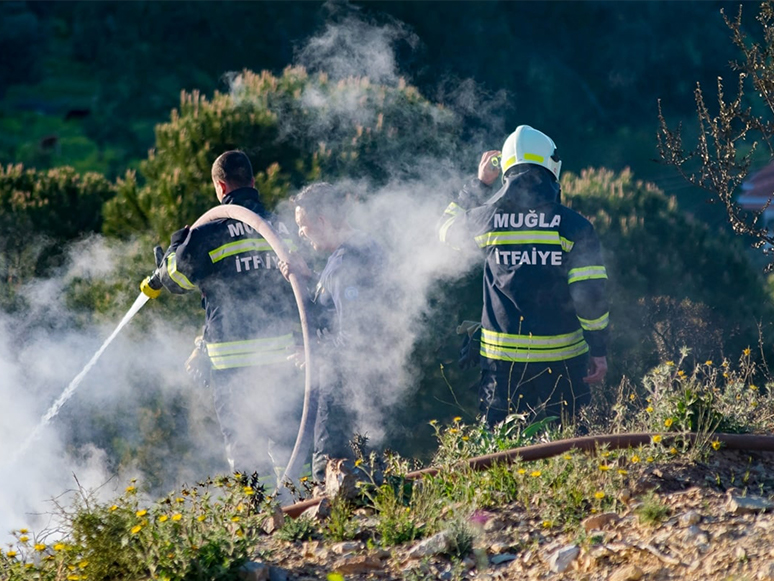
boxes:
[253,450,774,580]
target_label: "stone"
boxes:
[490,553,518,565]
[269,568,288,581]
[261,505,285,535]
[406,531,451,559]
[489,541,511,554]
[238,561,270,581]
[331,541,363,555]
[684,525,709,545]
[757,560,774,580]
[300,497,331,521]
[331,554,383,574]
[609,564,644,581]
[325,458,369,501]
[679,510,702,527]
[582,512,620,533]
[726,494,774,515]
[547,544,580,573]
[483,515,508,533]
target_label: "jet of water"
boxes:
[10,293,151,464]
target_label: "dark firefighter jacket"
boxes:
[312,230,385,354]
[158,187,298,371]
[439,165,609,363]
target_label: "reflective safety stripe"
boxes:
[481,328,584,349]
[522,152,545,163]
[480,339,589,363]
[578,312,609,331]
[209,238,274,263]
[166,253,195,290]
[474,230,574,251]
[439,203,463,246]
[568,265,607,284]
[207,334,295,369]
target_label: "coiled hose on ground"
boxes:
[191,206,318,490]
[280,432,774,518]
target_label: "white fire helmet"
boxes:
[500,125,562,180]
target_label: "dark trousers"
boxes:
[479,354,590,427]
[211,363,301,477]
[312,380,355,483]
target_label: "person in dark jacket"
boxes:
[439,126,609,427]
[157,150,300,475]
[279,182,386,483]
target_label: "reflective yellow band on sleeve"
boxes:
[522,153,545,163]
[209,238,274,263]
[578,312,609,331]
[166,253,196,290]
[568,266,608,284]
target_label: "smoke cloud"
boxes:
[0,4,504,540]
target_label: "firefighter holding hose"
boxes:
[279,182,387,483]
[141,150,300,475]
[439,126,610,427]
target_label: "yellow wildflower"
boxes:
[530,470,542,478]
[462,436,469,441]
[172,513,182,521]
[705,360,713,366]
[78,561,88,569]
[243,486,255,495]
[429,419,438,426]
[542,520,552,528]
[629,393,635,401]
[453,416,462,422]
[517,468,527,475]
[136,509,147,517]
[618,469,628,476]
[67,576,81,581]
[53,543,65,551]
[631,455,641,464]
[594,491,605,499]
[109,505,118,511]
[744,348,751,356]
[19,536,29,543]
[599,465,610,471]
[354,459,363,467]
[646,406,654,413]
[197,515,206,522]
[711,440,721,451]
[236,529,244,537]
[669,447,678,455]
[158,515,169,523]
[125,486,136,493]
[176,497,185,503]
[563,455,572,460]
[300,476,309,482]
[328,574,346,581]
[750,384,758,391]
[664,418,673,428]
[19,528,28,534]
[131,525,142,534]
[665,361,675,367]
[646,457,654,463]
[449,428,459,434]
[602,451,610,458]
[237,503,244,512]
[34,543,46,552]
[677,370,686,378]
[6,550,17,558]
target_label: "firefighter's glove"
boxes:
[185,335,211,388]
[457,320,482,370]
[170,226,190,246]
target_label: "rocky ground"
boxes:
[241,450,774,581]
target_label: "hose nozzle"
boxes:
[140,271,163,299]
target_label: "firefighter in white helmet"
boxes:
[439,126,609,426]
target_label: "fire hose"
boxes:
[280,432,774,518]
[144,205,319,489]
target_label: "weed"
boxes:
[324,496,358,542]
[635,492,670,526]
[276,515,317,542]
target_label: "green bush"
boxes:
[103,67,459,242]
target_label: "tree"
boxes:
[103,66,459,242]
[658,1,774,270]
